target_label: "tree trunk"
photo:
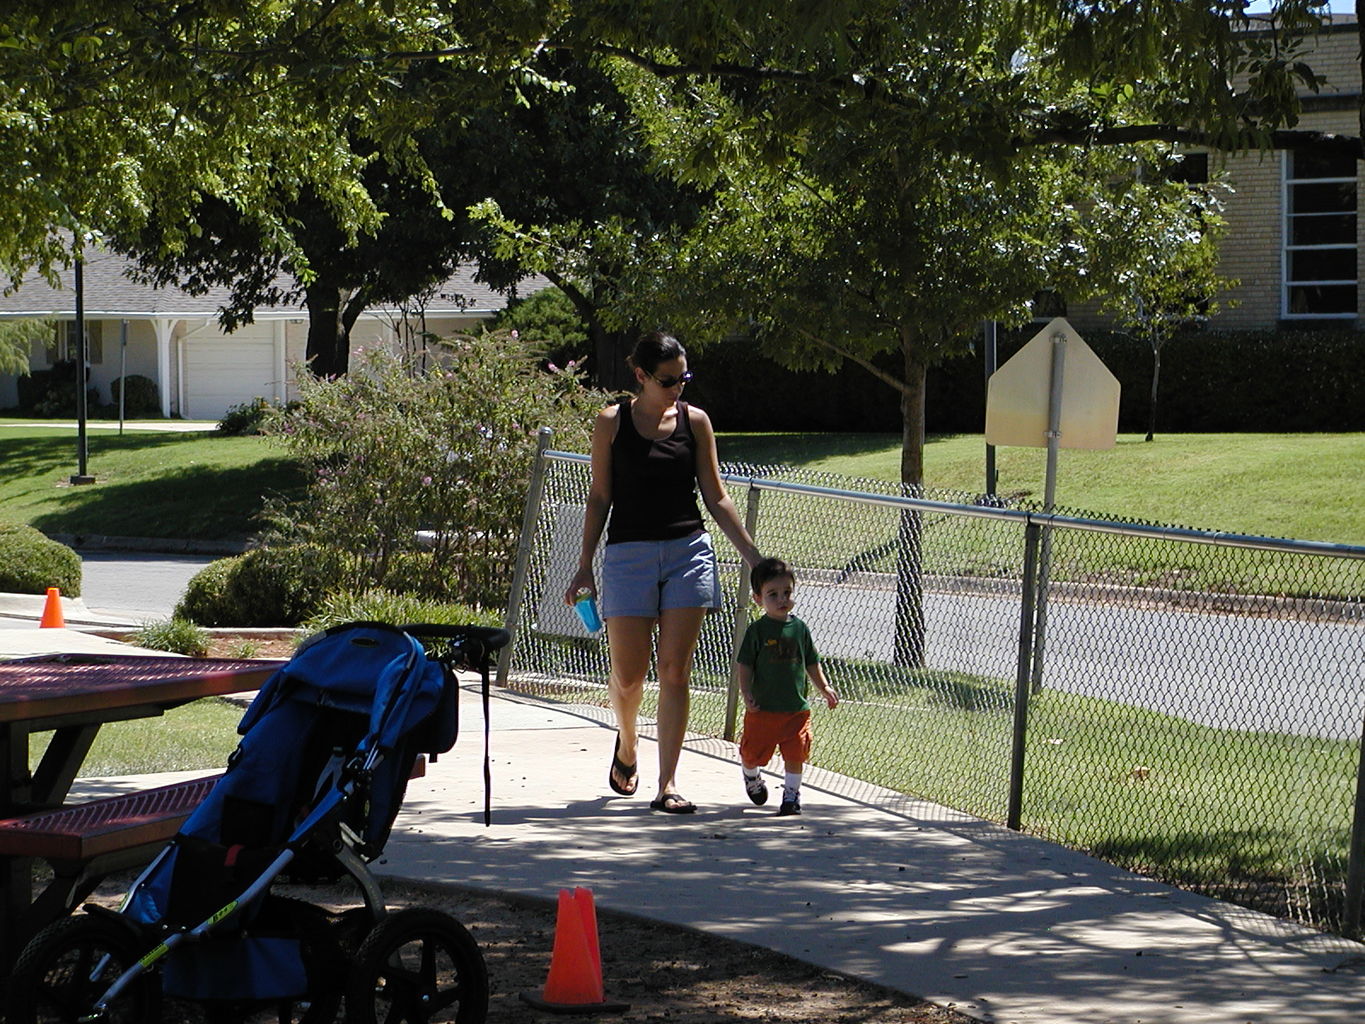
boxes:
[899,343,927,489]
[589,321,635,392]
[893,335,928,668]
[1146,342,1162,442]
[303,282,352,378]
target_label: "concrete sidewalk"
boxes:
[373,685,1365,1024]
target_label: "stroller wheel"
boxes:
[7,913,158,1024]
[345,908,488,1024]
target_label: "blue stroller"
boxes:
[6,620,508,1024]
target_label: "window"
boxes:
[1284,150,1357,319]
[47,321,104,365]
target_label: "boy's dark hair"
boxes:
[750,557,795,594]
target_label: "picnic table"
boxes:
[0,653,280,966]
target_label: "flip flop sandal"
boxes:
[608,735,638,796]
[649,793,696,814]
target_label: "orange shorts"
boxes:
[740,709,812,768]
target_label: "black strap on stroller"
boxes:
[401,623,509,826]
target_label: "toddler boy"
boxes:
[735,558,838,815]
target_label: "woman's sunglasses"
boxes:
[650,370,694,388]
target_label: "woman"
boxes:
[565,331,761,813]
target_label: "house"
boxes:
[0,248,544,419]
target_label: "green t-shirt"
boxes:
[736,614,820,712]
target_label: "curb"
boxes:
[0,592,135,628]
[51,534,250,556]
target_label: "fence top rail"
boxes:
[541,448,1365,562]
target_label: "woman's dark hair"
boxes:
[627,331,686,375]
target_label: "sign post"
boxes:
[985,317,1119,690]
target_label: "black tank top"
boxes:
[607,397,704,545]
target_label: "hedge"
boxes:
[0,527,82,596]
[683,327,1365,434]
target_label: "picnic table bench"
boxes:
[0,654,279,966]
[0,773,223,940]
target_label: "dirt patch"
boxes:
[204,634,298,660]
[73,877,980,1023]
[412,881,982,1024]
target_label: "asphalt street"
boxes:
[75,551,216,622]
[797,580,1365,739]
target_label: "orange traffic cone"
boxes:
[39,587,65,629]
[519,888,630,1014]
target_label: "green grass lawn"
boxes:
[0,422,305,540]
[30,697,246,777]
[717,432,1365,546]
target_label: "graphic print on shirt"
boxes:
[765,636,802,663]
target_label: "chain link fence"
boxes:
[500,432,1365,936]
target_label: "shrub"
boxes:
[264,331,606,611]
[176,546,343,627]
[304,589,503,634]
[490,287,590,370]
[0,526,81,596]
[176,557,246,626]
[16,359,102,418]
[131,618,211,657]
[110,375,162,418]
[217,397,277,436]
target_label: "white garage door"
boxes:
[183,324,279,420]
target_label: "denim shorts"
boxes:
[600,532,722,619]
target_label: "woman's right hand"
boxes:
[564,566,596,606]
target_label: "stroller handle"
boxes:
[400,623,510,667]
[400,623,510,648]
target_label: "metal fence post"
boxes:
[499,427,554,687]
[1343,710,1365,938]
[1007,518,1043,831]
[723,480,763,742]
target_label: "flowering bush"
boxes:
[264,329,604,611]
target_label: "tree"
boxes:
[454,53,710,391]
[0,320,51,376]
[115,160,472,377]
[100,48,701,381]
[1097,164,1237,442]
[596,53,1186,485]
[1009,1,1351,156]
[0,1,546,288]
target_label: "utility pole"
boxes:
[70,256,95,485]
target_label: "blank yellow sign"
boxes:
[985,318,1120,450]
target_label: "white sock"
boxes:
[784,771,801,801]
[743,766,761,780]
